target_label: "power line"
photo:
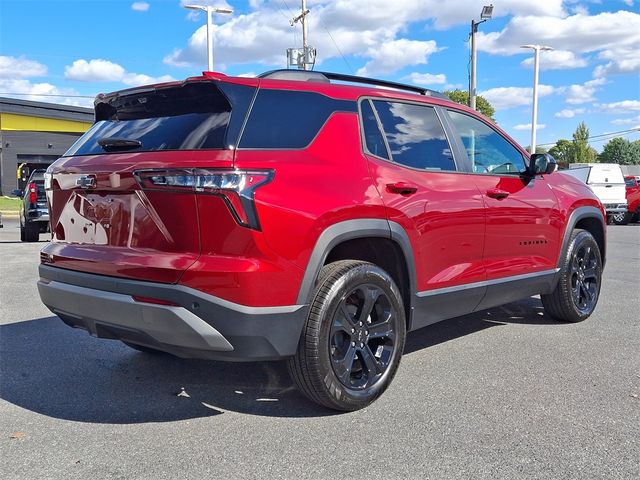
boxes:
[538,127,640,147]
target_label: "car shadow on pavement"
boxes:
[1,297,558,422]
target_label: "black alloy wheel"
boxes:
[329,284,397,391]
[288,260,406,411]
[569,241,600,315]
[542,229,602,323]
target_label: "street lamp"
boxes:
[470,4,493,111]
[521,44,553,153]
[184,4,233,71]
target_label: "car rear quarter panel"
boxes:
[234,111,387,273]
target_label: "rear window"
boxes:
[587,165,625,184]
[65,82,255,156]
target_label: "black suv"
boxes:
[13,169,49,242]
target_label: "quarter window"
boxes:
[447,110,527,175]
[360,100,389,160]
[372,101,455,171]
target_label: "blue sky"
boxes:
[1,0,638,150]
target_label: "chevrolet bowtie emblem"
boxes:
[76,176,96,189]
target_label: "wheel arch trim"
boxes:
[559,206,606,269]
[295,219,417,308]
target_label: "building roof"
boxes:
[0,96,93,123]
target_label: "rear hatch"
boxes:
[586,164,626,204]
[26,171,48,215]
[42,78,257,283]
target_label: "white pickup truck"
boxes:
[560,163,627,220]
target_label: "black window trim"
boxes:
[444,107,530,177]
[358,98,392,162]
[357,96,462,174]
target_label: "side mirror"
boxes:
[529,153,557,176]
[11,189,23,197]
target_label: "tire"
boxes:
[611,211,632,225]
[288,260,406,411]
[541,229,602,323]
[122,341,165,354]
[21,221,39,242]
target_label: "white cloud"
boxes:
[0,55,48,78]
[65,59,125,82]
[564,77,606,104]
[621,0,634,6]
[405,72,447,86]
[121,73,175,86]
[64,58,175,86]
[0,78,92,107]
[554,108,585,119]
[357,40,440,76]
[131,2,149,12]
[611,115,640,126]
[479,85,555,110]
[593,45,640,77]
[477,10,640,76]
[513,123,545,131]
[164,0,566,71]
[520,50,587,71]
[597,100,640,114]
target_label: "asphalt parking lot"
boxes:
[1,218,638,480]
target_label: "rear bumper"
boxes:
[603,203,628,214]
[38,265,307,361]
[26,208,49,222]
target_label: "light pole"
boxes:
[521,44,553,153]
[470,4,493,111]
[184,4,233,71]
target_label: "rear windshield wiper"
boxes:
[97,137,142,152]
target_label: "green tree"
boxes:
[571,122,596,163]
[548,139,574,164]
[599,137,640,165]
[443,90,495,121]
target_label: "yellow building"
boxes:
[0,97,93,194]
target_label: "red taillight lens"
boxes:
[28,182,37,204]
[134,169,273,230]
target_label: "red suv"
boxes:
[38,70,606,411]
[611,175,640,225]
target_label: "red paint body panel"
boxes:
[471,174,562,279]
[624,176,640,213]
[366,159,487,291]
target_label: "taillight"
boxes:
[134,169,273,230]
[28,182,37,204]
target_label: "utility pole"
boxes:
[288,0,316,70]
[469,4,493,110]
[521,44,553,153]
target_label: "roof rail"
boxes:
[258,69,449,100]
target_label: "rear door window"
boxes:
[372,100,456,171]
[65,82,255,156]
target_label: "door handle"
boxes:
[386,182,418,195]
[486,188,510,200]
